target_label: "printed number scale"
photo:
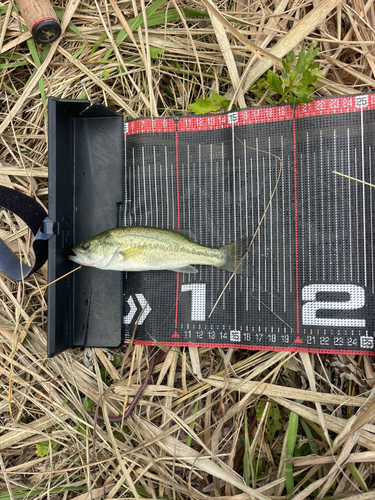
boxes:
[121,93,375,355]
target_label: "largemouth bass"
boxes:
[69,226,248,274]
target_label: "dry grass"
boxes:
[1,0,375,498]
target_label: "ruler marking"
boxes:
[355,148,359,283]
[334,130,339,282]
[199,143,202,242]
[204,157,209,307]
[347,129,353,282]
[327,149,332,282]
[216,161,220,257]
[282,142,286,312]
[370,148,374,294]
[244,139,249,311]
[210,144,214,245]
[361,107,367,287]
[171,160,175,229]
[340,149,346,281]
[153,147,158,227]
[187,145,191,233]
[313,151,317,283]
[239,156,243,293]
[165,146,169,228]
[132,149,136,224]
[256,138,261,311]
[175,127,180,230]
[288,156,293,293]
[293,117,300,335]
[142,147,147,226]
[181,159,185,229]
[222,142,225,310]
[263,156,267,294]
[124,130,128,225]
[148,163,152,225]
[160,162,164,226]
[269,136,273,312]
[320,130,325,279]
[138,162,142,225]
[174,125,181,336]
[232,124,238,328]
[251,157,255,293]
[334,163,340,282]
[276,140,280,293]
[187,145,191,284]
[300,151,305,285]
[210,143,214,309]
[307,132,311,283]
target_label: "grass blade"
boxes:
[186,399,199,447]
[300,417,318,455]
[23,26,47,115]
[285,411,299,495]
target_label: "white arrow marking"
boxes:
[135,293,152,324]
[124,296,137,324]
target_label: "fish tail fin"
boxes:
[218,237,249,275]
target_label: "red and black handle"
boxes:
[15,0,61,44]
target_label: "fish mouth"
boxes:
[69,251,82,264]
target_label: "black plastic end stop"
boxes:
[32,19,61,44]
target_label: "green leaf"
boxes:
[39,44,51,64]
[266,69,274,85]
[0,60,28,70]
[162,87,174,98]
[285,411,299,494]
[271,74,283,94]
[243,410,250,485]
[82,395,94,412]
[187,92,230,114]
[102,69,109,78]
[294,44,308,75]
[72,42,87,60]
[91,32,108,54]
[305,41,319,63]
[35,440,58,457]
[186,399,199,447]
[55,8,84,37]
[300,417,318,455]
[1,82,20,98]
[150,46,164,60]
[103,0,167,61]
[282,50,295,73]
[23,25,47,116]
[256,401,282,446]
[0,485,86,499]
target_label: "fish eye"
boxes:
[81,242,90,251]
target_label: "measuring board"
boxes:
[121,93,375,355]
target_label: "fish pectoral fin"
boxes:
[119,247,145,261]
[168,265,198,274]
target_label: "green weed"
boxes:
[187,92,231,115]
[252,42,322,105]
[256,401,282,446]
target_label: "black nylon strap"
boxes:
[0,185,55,280]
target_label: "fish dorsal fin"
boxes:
[169,229,196,241]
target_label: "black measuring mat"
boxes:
[122,94,375,355]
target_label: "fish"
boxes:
[69,226,248,274]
